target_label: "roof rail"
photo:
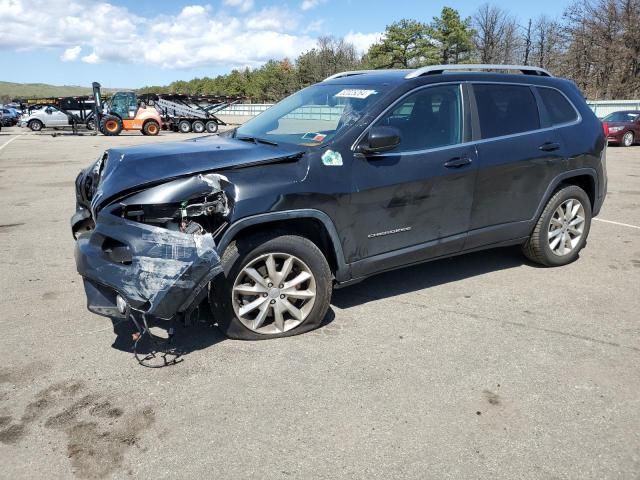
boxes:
[405,64,552,79]
[323,70,387,81]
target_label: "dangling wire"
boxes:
[129,310,183,368]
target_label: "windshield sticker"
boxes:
[335,89,377,99]
[322,150,343,167]
[302,132,327,142]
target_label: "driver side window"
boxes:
[376,84,462,152]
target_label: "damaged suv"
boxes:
[72,64,607,341]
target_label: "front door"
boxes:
[350,83,477,277]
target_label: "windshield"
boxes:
[236,83,389,146]
[603,112,639,122]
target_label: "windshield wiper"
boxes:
[236,135,279,147]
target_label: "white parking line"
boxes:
[0,134,24,153]
[594,218,640,230]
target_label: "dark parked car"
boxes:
[72,64,607,342]
[602,110,640,147]
[1,107,20,126]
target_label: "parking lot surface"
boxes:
[0,127,639,479]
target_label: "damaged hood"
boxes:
[92,136,304,209]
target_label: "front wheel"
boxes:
[522,185,592,267]
[210,234,332,340]
[178,120,191,133]
[143,120,160,136]
[622,131,634,147]
[29,119,43,131]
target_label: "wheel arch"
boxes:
[533,168,598,223]
[217,210,350,282]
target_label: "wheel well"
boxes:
[558,174,596,208]
[227,218,339,274]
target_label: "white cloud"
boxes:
[301,0,325,10]
[61,46,81,61]
[223,0,254,13]
[0,0,378,71]
[81,52,100,64]
[345,31,383,53]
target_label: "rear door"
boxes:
[466,83,567,249]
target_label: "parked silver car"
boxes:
[20,106,71,131]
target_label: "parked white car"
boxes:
[20,106,71,131]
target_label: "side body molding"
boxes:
[217,209,351,282]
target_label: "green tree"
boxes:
[366,19,437,68]
[431,7,475,64]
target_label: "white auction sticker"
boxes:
[335,89,377,99]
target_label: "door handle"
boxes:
[444,156,472,168]
[539,142,561,152]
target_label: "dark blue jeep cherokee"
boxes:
[72,64,607,341]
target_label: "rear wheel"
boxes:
[178,120,191,133]
[192,120,205,133]
[210,233,332,340]
[522,185,591,267]
[205,121,219,133]
[29,119,43,131]
[100,115,122,136]
[86,119,96,131]
[143,120,160,136]
[622,131,634,147]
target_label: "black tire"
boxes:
[29,119,43,131]
[622,131,634,147]
[522,185,592,267]
[143,120,160,136]
[205,121,218,133]
[210,233,333,340]
[100,115,123,136]
[86,119,96,131]
[178,120,191,133]
[192,120,205,133]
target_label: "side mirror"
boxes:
[358,126,401,154]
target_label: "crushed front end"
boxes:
[71,151,233,326]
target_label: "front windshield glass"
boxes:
[604,112,639,122]
[236,83,389,146]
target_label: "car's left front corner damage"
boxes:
[72,171,234,329]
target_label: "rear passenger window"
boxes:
[376,84,462,152]
[473,84,540,139]
[537,87,578,125]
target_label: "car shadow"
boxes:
[331,246,526,309]
[109,306,337,366]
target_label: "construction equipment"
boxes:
[92,82,162,136]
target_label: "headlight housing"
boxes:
[608,126,624,133]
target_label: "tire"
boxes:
[143,120,160,136]
[622,131,634,147]
[205,121,219,133]
[210,233,333,340]
[192,120,205,133]
[100,115,123,136]
[522,185,592,267]
[86,119,95,131]
[29,119,43,132]
[178,120,192,133]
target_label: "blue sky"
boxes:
[0,0,571,88]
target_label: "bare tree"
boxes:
[473,4,519,63]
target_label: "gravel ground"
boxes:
[0,126,639,479]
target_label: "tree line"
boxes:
[139,0,640,101]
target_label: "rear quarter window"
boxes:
[537,87,578,125]
[473,84,540,139]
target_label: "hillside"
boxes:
[0,81,125,100]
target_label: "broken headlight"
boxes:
[115,174,232,236]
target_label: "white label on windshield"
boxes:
[335,89,377,99]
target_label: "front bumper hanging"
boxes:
[72,205,223,322]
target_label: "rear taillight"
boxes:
[602,121,609,136]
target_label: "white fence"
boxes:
[218,100,640,120]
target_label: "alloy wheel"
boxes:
[231,252,317,334]
[623,132,633,147]
[548,198,586,256]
